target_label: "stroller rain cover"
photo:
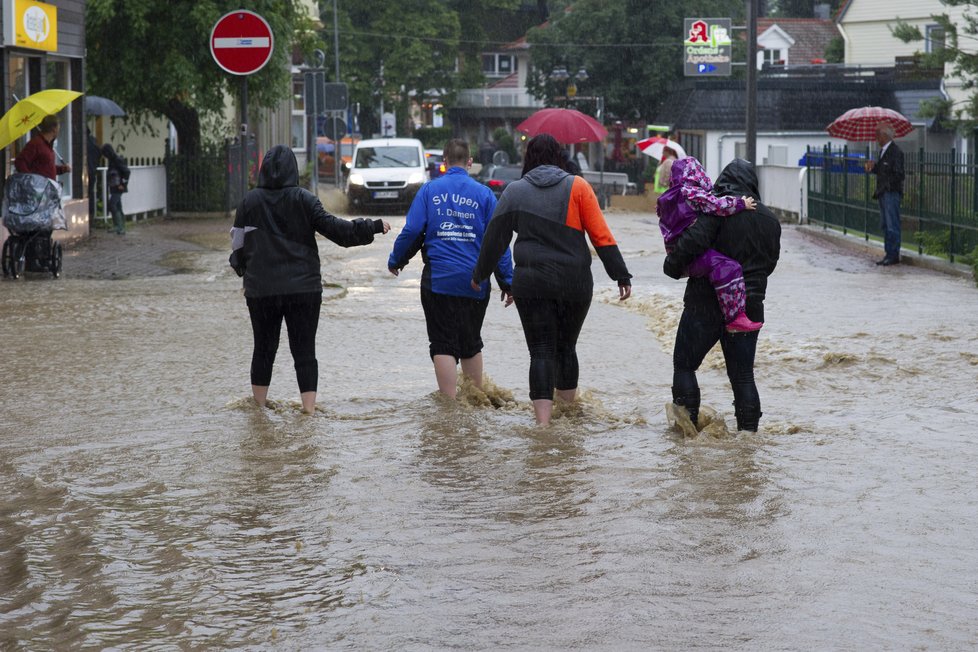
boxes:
[2,173,67,233]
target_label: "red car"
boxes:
[476,164,522,198]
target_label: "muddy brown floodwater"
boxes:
[1,210,977,649]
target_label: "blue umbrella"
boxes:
[85,95,126,117]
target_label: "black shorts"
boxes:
[420,287,490,360]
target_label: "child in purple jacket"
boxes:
[656,157,763,333]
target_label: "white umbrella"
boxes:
[636,136,686,160]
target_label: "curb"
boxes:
[798,224,975,281]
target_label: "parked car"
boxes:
[425,148,446,179]
[475,164,523,198]
[346,137,428,212]
[317,136,360,179]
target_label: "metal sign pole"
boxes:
[309,80,318,198]
[240,77,248,207]
[334,110,342,189]
[746,0,758,164]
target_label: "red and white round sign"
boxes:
[209,10,274,76]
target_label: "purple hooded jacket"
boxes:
[655,157,745,244]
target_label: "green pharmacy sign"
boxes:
[684,18,732,76]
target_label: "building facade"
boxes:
[1,0,88,245]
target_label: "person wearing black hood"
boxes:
[230,145,390,413]
[101,143,130,235]
[662,158,780,433]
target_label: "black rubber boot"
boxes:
[734,403,762,432]
[671,386,701,428]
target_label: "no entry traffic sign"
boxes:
[210,10,274,75]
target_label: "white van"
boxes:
[346,138,428,212]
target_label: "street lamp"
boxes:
[549,66,606,206]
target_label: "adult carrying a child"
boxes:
[663,158,780,433]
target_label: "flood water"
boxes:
[2,210,977,649]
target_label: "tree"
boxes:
[526,0,744,122]
[321,0,461,137]
[87,0,320,156]
[319,0,536,137]
[892,4,967,125]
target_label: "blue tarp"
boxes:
[799,151,868,174]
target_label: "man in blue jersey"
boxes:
[389,138,514,398]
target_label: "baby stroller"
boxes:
[1,173,66,279]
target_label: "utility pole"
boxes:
[333,0,340,83]
[746,0,758,164]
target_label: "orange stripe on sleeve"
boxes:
[568,176,617,247]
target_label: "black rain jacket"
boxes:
[662,158,780,322]
[230,145,383,298]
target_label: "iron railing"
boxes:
[805,145,978,263]
[164,144,228,213]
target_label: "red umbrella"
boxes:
[826,106,914,142]
[516,108,607,144]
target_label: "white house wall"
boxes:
[97,115,170,160]
[843,22,930,65]
[704,132,849,181]
[841,0,967,66]
[841,0,941,23]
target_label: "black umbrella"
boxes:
[85,95,126,117]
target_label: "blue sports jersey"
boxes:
[388,167,513,299]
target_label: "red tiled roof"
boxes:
[488,72,519,89]
[757,18,839,65]
[502,35,530,51]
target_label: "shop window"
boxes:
[482,55,496,75]
[6,56,30,174]
[482,54,517,78]
[926,24,945,53]
[292,76,306,150]
[763,48,783,67]
[46,59,72,196]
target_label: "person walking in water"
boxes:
[472,133,632,426]
[230,145,390,414]
[388,138,514,398]
[657,156,762,333]
[664,159,780,433]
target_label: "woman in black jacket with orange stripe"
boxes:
[472,134,632,425]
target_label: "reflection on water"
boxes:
[2,214,978,648]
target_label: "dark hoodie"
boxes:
[230,145,384,298]
[472,164,631,301]
[663,158,780,321]
[101,144,129,193]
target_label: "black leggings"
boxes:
[514,297,591,401]
[247,293,322,393]
[672,303,761,431]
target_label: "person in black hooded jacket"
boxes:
[101,144,130,235]
[662,158,780,432]
[230,145,390,413]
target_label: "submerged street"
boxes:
[1,208,977,649]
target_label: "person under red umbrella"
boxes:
[862,123,905,266]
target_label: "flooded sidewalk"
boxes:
[1,207,977,649]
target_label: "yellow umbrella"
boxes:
[0,89,83,150]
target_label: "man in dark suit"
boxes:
[864,123,904,265]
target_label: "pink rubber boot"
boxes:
[726,311,763,333]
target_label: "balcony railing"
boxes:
[455,88,544,109]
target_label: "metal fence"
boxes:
[164,144,228,213]
[805,145,978,263]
